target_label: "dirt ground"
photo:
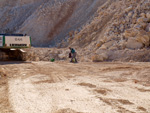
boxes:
[0,61,150,113]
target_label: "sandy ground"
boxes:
[0,61,150,113]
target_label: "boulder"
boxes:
[124,28,138,38]
[92,53,108,62]
[146,23,150,32]
[134,24,142,30]
[58,53,66,60]
[109,46,118,50]
[126,38,143,49]
[137,17,149,23]
[132,18,137,24]
[133,23,147,30]
[35,57,40,61]
[118,40,127,49]
[132,13,137,19]
[140,22,147,29]
[125,6,133,13]
[136,30,150,47]
[96,41,103,48]
[101,36,109,43]
[146,12,150,19]
[148,32,150,37]
[119,24,124,32]
[121,20,126,24]
[143,18,150,23]
[136,35,150,47]
[140,13,146,18]
[80,56,91,62]
[136,17,143,23]
[100,40,116,49]
[128,12,133,17]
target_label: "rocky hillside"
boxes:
[1,0,150,62]
[67,0,150,62]
[0,0,107,47]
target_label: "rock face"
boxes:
[0,0,107,47]
[1,0,150,62]
[68,0,150,60]
[123,29,150,49]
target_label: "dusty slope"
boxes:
[1,0,150,62]
[0,0,107,47]
[68,0,150,61]
[0,61,150,113]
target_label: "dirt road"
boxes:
[0,61,150,113]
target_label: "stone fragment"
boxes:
[100,40,116,49]
[128,12,133,17]
[126,38,143,49]
[35,57,40,61]
[146,23,150,32]
[92,53,108,62]
[136,30,150,47]
[124,28,138,38]
[140,13,146,18]
[139,22,147,29]
[137,17,150,24]
[146,13,150,19]
[125,6,133,12]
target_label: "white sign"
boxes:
[0,36,3,47]
[5,36,30,47]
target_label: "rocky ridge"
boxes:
[0,0,107,47]
[67,0,150,62]
[1,0,150,62]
